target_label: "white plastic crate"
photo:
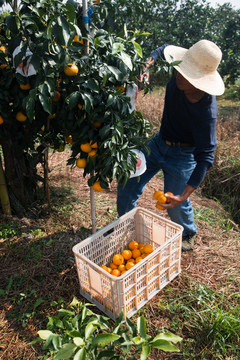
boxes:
[72,207,183,321]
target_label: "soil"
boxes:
[0,149,239,360]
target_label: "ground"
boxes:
[1,148,239,359]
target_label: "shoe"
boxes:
[182,234,196,252]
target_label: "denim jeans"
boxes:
[117,132,198,237]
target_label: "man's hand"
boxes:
[156,185,196,210]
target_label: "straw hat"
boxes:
[164,39,225,96]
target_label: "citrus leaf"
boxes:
[120,51,132,70]
[37,330,53,340]
[133,41,142,57]
[105,65,123,82]
[150,339,180,352]
[137,316,147,339]
[73,337,84,347]
[112,42,124,54]
[152,332,183,344]
[54,342,77,359]
[92,333,120,347]
[140,344,151,360]
[73,348,86,360]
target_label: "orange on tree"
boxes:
[19,83,31,90]
[16,112,27,122]
[51,91,61,102]
[88,149,97,158]
[143,244,153,254]
[0,46,8,55]
[132,248,141,259]
[76,158,87,169]
[112,253,124,266]
[0,64,10,69]
[0,115,4,125]
[128,240,138,250]
[92,181,104,192]
[91,121,102,128]
[90,140,98,148]
[64,63,79,76]
[111,269,121,277]
[77,104,83,110]
[121,249,132,261]
[65,135,74,145]
[80,142,92,153]
[73,35,84,44]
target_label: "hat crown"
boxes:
[185,40,222,73]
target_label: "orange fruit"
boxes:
[77,104,83,110]
[156,203,165,210]
[65,135,74,145]
[90,140,98,148]
[51,91,61,102]
[165,191,174,203]
[92,181,104,192]
[0,115,4,125]
[73,35,84,44]
[121,250,132,261]
[76,158,87,168]
[143,244,153,254]
[88,149,97,158]
[91,121,102,128]
[132,248,141,259]
[138,242,144,249]
[156,193,167,204]
[118,264,126,272]
[121,270,127,275]
[80,143,92,153]
[64,63,79,76]
[115,85,125,93]
[128,241,138,250]
[153,190,164,200]
[126,262,135,270]
[110,262,118,270]
[101,265,109,271]
[0,46,8,55]
[127,258,135,264]
[112,254,124,266]
[135,256,143,264]
[16,112,27,122]
[48,113,56,120]
[111,269,121,277]
[19,83,31,90]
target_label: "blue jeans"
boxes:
[117,132,198,237]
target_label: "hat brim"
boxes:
[164,45,225,96]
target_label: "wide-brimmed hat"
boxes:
[164,39,225,96]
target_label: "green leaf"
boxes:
[137,317,147,339]
[106,65,123,82]
[152,332,182,344]
[6,15,20,34]
[85,323,97,340]
[126,317,137,336]
[73,348,86,360]
[38,330,53,340]
[38,93,52,114]
[54,343,77,359]
[132,336,145,345]
[65,3,77,23]
[70,297,80,307]
[97,350,115,359]
[112,42,124,54]
[73,337,84,347]
[26,96,35,122]
[33,298,44,310]
[92,333,120,347]
[133,41,142,57]
[150,339,180,352]
[120,51,132,70]
[140,345,151,360]
[57,16,71,45]
[85,79,99,92]
[66,91,80,109]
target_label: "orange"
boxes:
[138,242,144,249]
[101,265,108,271]
[112,254,124,266]
[153,190,164,200]
[110,262,118,270]
[0,64,8,69]
[48,113,56,120]
[121,250,132,261]
[165,191,174,203]
[73,35,84,44]
[64,63,79,76]
[52,91,61,102]
[20,83,31,90]
[90,140,98,148]
[16,112,27,122]
[127,258,135,264]
[121,270,127,275]
[0,115,4,125]
[92,181,104,192]
[101,266,112,274]
[143,244,153,254]
[156,203,165,210]
[128,241,138,250]
[65,135,74,145]
[76,158,87,169]
[0,46,8,55]
[111,269,121,277]
[135,256,143,264]
[80,143,92,153]
[115,85,125,93]
[118,264,126,272]
[156,193,167,204]
[132,248,141,259]
[77,104,83,110]
[91,121,102,128]
[88,149,97,158]
[126,262,135,270]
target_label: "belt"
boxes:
[164,139,195,148]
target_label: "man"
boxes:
[117,40,225,251]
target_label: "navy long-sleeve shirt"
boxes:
[150,45,217,188]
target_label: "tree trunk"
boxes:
[0,127,37,216]
[0,154,11,215]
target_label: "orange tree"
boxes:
[0,0,150,214]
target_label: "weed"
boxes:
[0,222,18,238]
